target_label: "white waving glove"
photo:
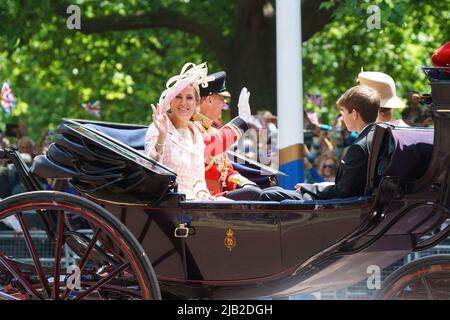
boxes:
[238,87,251,122]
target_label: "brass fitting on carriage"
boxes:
[174,223,190,238]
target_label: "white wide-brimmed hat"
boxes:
[357,71,405,109]
[159,62,209,113]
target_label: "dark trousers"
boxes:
[258,186,313,201]
[225,185,263,200]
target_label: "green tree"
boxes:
[0,0,449,140]
[302,0,450,123]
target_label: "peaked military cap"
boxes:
[199,71,231,97]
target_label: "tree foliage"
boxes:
[0,0,448,140]
[302,0,450,123]
[1,0,222,138]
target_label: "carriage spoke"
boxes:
[73,262,130,300]
[0,251,42,299]
[16,212,51,299]
[53,212,65,299]
[421,277,435,300]
[98,233,126,262]
[79,229,101,272]
[62,228,100,300]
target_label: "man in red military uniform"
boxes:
[193,71,262,200]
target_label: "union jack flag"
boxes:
[306,94,323,107]
[82,100,101,117]
[306,111,319,126]
[1,81,16,114]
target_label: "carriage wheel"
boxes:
[0,191,161,300]
[376,255,450,300]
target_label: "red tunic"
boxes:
[193,114,253,195]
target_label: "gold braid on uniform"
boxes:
[194,114,251,190]
[192,112,214,131]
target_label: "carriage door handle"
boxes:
[174,223,189,238]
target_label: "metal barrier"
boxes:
[0,228,92,269]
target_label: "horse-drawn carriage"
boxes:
[0,67,449,300]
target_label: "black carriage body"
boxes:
[23,67,450,299]
[98,181,441,299]
[100,197,374,298]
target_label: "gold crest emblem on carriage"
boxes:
[224,228,237,252]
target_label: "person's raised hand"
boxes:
[238,87,251,122]
[151,104,169,139]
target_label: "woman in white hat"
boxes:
[145,63,218,200]
[357,71,408,126]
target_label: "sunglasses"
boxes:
[323,164,336,169]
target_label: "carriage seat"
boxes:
[259,125,434,206]
[180,196,372,212]
[279,196,371,205]
[366,124,434,193]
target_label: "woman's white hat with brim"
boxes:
[357,71,405,109]
[159,62,209,113]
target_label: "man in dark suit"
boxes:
[259,85,380,201]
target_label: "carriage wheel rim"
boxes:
[0,201,152,300]
[382,264,450,299]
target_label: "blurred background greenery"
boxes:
[0,0,449,140]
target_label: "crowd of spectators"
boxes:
[401,91,433,127]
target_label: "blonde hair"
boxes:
[159,62,208,113]
[190,82,200,103]
[167,83,201,113]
